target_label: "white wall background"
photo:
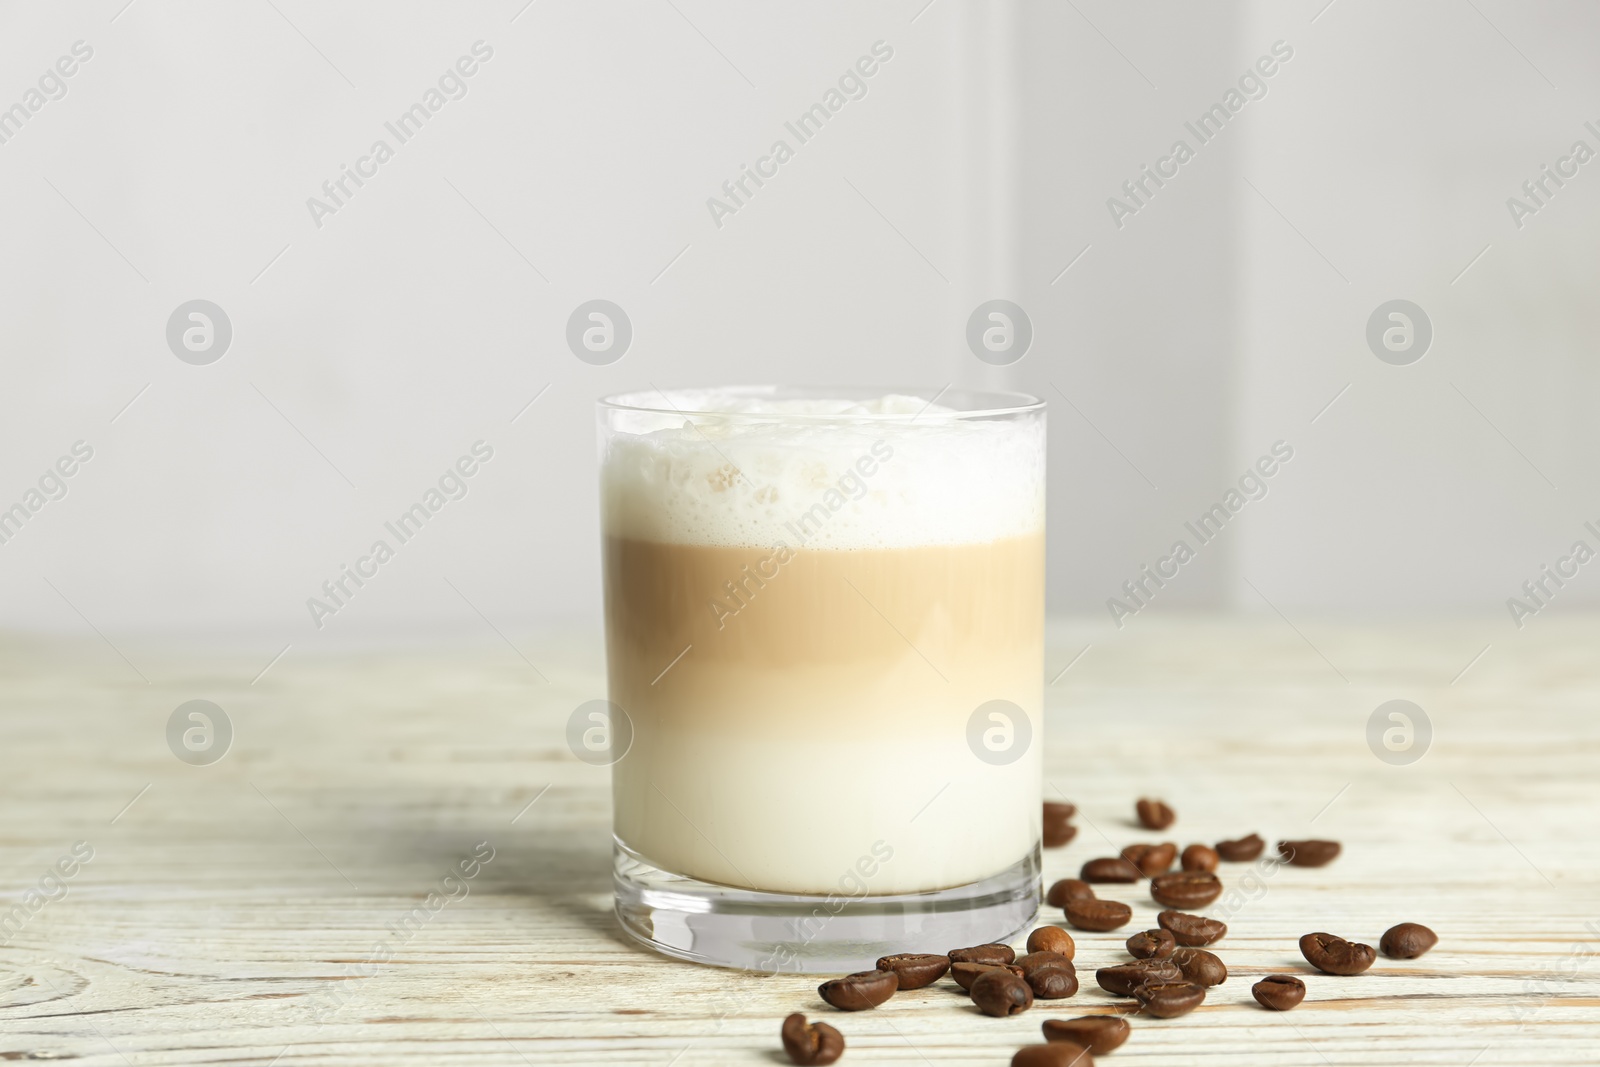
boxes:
[1,0,1596,657]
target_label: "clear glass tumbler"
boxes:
[598,386,1045,971]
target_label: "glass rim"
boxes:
[597,385,1045,422]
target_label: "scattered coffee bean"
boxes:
[1095,958,1182,996]
[1180,844,1219,872]
[949,943,1016,966]
[1278,839,1341,867]
[1016,950,1071,973]
[1134,980,1205,1018]
[1013,1042,1094,1067]
[1046,879,1095,907]
[1252,974,1306,1010]
[817,969,898,1010]
[1117,845,1150,877]
[1026,963,1079,1001]
[1380,922,1438,959]
[952,961,1024,992]
[1080,857,1141,883]
[1041,1015,1130,1055]
[1043,806,1077,849]
[1027,925,1076,959]
[1015,951,1078,1000]
[971,968,1034,1016]
[1149,871,1222,909]
[1044,802,1078,848]
[1299,932,1376,975]
[1136,797,1175,830]
[1125,928,1176,960]
[876,953,950,990]
[1120,842,1177,877]
[1047,824,1079,847]
[1169,947,1226,987]
[1214,833,1264,861]
[1064,898,1133,932]
[1157,909,1227,946]
[781,1013,845,1065]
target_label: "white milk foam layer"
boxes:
[602,391,1044,549]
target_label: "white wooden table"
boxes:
[2,617,1596,1064]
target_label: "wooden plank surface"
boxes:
[1,617,1597,1064]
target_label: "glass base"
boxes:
[613,841,1041,973]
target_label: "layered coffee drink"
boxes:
[599,387,1045,965]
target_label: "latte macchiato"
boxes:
[600,390,1044,897]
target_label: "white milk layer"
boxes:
[601,391,1045,549]
[616,727,1042,895]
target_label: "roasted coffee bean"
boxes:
[781,1013,845,1065]
[1080,857,1141,883]
[1157,909,1226,946]
[1025,962,1079,1000]
[952,961,1024,991]
[1120,842,1177,877]
[1180,844,1219,872]
[1117,845,1150,877]
[1043,802,1078,848]
[1041,1015,1130,1055]
[1299,932,1376,976]
[818,969,898,1010]
[1027,925,1077,959]
[1252,974,1306,1011]
[1043,807,1077,848]
[1169,947,1226,987]
[1095,958,1182,996]
[1380,922,1438,959]
[1015,950,1072,974]
[1016,951,1078,1000]
[971,968,1034,1016]
[876,953,950,990]
[1045,801,1077,821]
[1149,871,1222,909]
[1136,797,1175,830]
[1013,1042,1094,1067]
[1046,878,1095,908]
[1278,839,1341,867]
[1134,980,1205,1018]
[1214,833,1264,861]
[1064,898,1133,932]
[949,943,1017,966]
[1125,928,1176,959]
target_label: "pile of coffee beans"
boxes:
[778,797,1437,1065]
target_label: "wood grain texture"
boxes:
[1,618,1598,1064]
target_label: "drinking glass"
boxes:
[597,386,1045,971]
